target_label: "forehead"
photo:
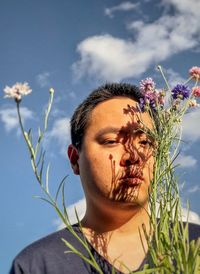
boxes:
[87,97,153,131]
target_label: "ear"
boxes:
[67,144,80,175]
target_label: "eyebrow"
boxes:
[95,127,146,138]
[95,127,121,137]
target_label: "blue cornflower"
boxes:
[171,84,190,100]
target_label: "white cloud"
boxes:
[45,117,70,155]
[72,35,143,81]
[181,208,200,225]
[73,0,200,82]
[156,203,200,225]
[162,0,200,16]
[174,154,197,168]
[187,185,200,193]
[53,198,86,230]
[0,107,34,132]
[182,108,200,143]
[105,2,138,18]
[36,72,51,88]
[54,198,200,230]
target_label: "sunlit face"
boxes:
[77,97,155,209]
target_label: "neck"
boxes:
[81,201,150,272]
[81,200,149,234]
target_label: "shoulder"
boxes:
[16,226,81,258]
[9,225,91,274]
[188,222,200,241]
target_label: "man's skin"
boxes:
[68,97,155,273]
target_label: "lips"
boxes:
[120,173,144,186]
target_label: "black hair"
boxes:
[70,83,144,150]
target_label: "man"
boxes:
[10,83,199,274]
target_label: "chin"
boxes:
[111,196,149,208]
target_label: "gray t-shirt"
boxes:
[9,223,200,274]
[9,224,127,274]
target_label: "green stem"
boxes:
[17,102,41,184]
[44,88,54,131]
[157,65,171,91]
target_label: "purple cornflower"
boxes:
[139,98,146,111]
[139,89,165,112]
[139,77,158,111]
[139,95,157,111]
[139,78,155,93]
[171,84,190,100]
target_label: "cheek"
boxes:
[92,154,117,187]
[81,152,112,179]
[92,154,113,176]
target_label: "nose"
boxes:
[120,146,142,166]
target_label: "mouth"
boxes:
[119,174,144,186]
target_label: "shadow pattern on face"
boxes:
[107,104,155,204]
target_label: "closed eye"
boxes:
[139,140,153,147]
[103,139,118,145]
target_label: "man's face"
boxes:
[77,97,155,209]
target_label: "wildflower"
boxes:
[158,96,165,106]
[139,98,153,112]
[189,99,199,107]
[189,66,200,80]
[139,78,160,111]
[139,98,147,112]
[157,90,165,106]
[139,78,155,93]
[4,82,32,102]
[171,84,190,100]
[139,95,157,112]
[192,86,200,97]
[139,87,164,112]
[172,99,181,111]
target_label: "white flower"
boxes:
[4,82,32,102]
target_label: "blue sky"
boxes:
[1,0,200,273]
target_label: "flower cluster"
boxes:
[189,66,200,80]
[171,84,190,100]
[139,66,200,112]
[4,82,32,102]
[139,78,165,111]
[192,86,200,97]
[139,77,155,93]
